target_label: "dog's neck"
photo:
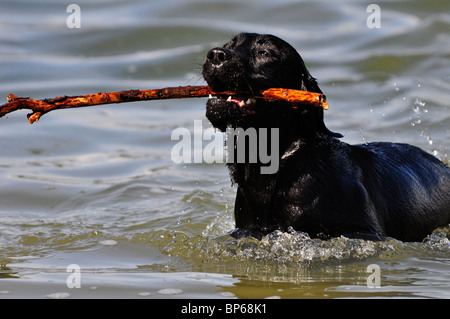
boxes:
[226,127,326,185]
[219,103,341,182]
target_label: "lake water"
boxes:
[0,0,449,299]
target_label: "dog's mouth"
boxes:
[209,94,258,115]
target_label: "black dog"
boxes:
[202,32,450,242]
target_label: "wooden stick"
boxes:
[261,88,328,110]
[0,85,328,124]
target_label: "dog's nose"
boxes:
[206,47,231,66]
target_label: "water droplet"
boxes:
[100,240,118,246]
[413,99,426,108]
[138,292,151,297]
[157,288,183,295]
[46,292,70,299]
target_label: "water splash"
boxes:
[410,98,428,127]
[423,226,450,249]
[160,221,450,265]
[161,229,404,264]
[409,98,438,153]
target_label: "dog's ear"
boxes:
[300,68,343,138]
[298,63,323,94]
[315,109,343,138]
[301,72,323,94]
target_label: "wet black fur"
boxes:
[202,32,450,242]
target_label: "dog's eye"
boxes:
[258,50,270,57]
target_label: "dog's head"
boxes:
[202,33,340,138]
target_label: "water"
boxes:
[0,0,449,299]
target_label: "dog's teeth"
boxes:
[227,96,232,102]
[238,100,246,107]
[209,94,213,99]
[246,98,256,105]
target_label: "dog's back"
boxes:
[352,142,450,241]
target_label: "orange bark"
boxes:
[0,85,328,124]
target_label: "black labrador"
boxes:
[202,32,450,242]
